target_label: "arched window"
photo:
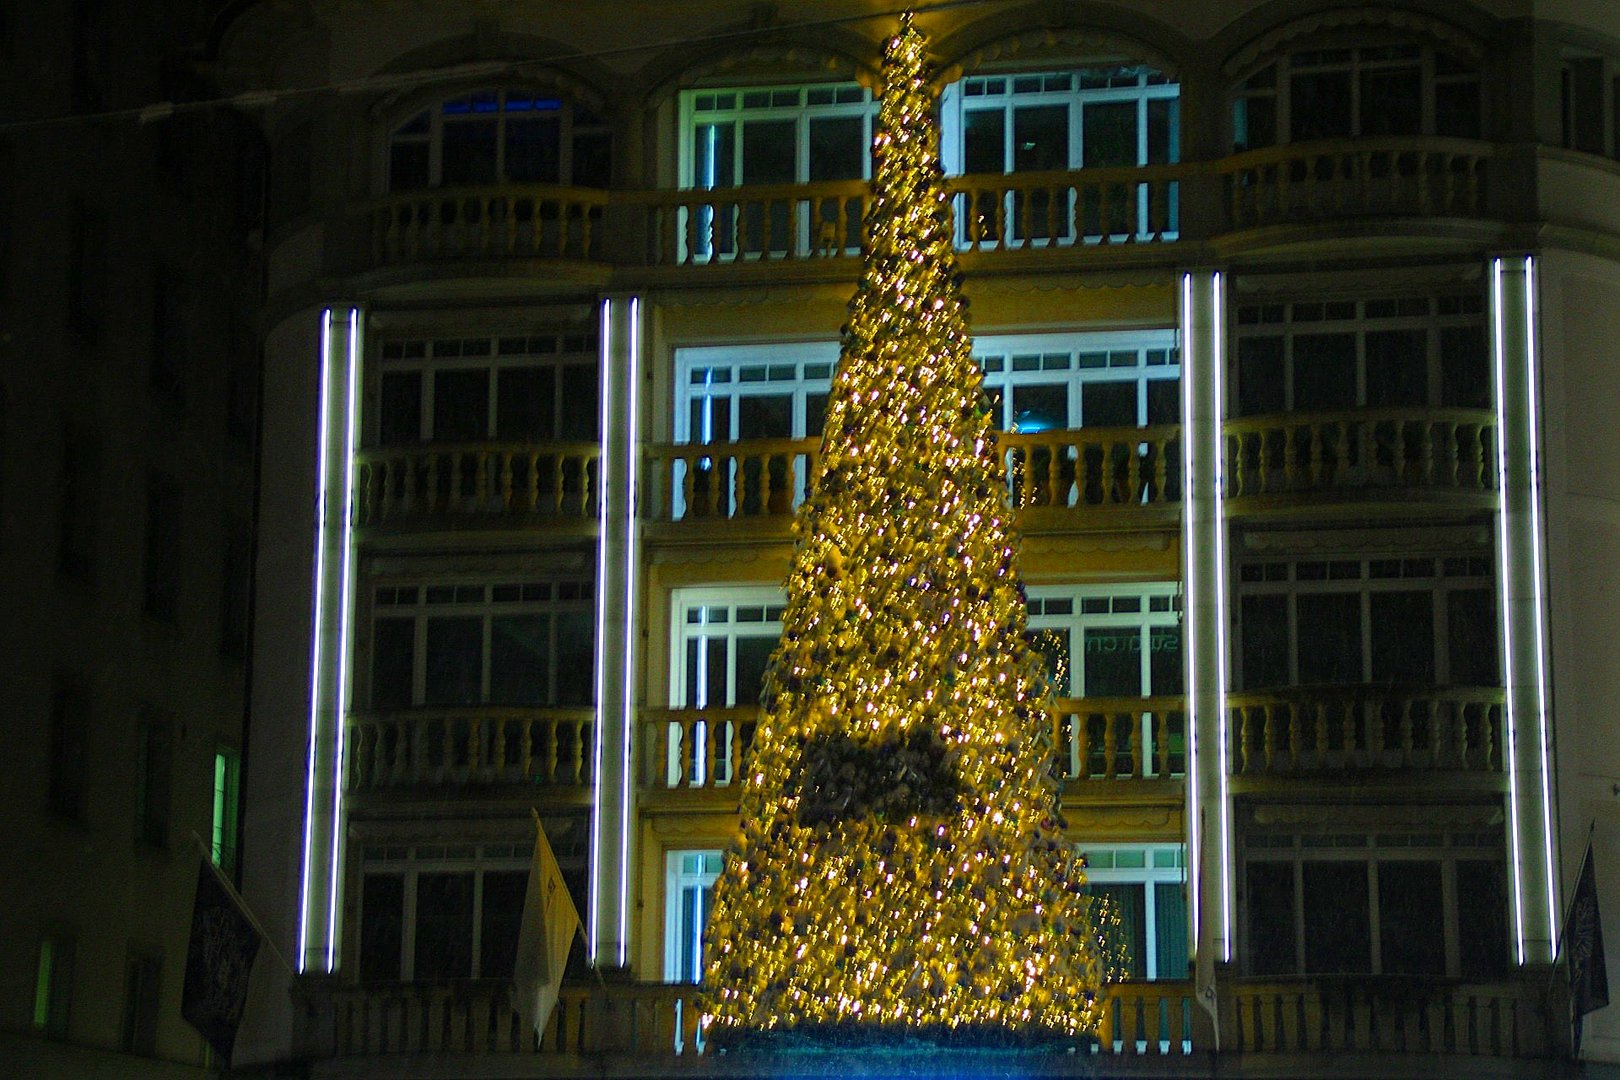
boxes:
[1233,43,1481,151]
[388,90,611,191]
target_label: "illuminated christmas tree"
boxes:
[702,15,1105,1042]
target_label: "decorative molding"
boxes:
[1226,6,1484,77]
[940,27,1176,88]
[1229,262,1484,299]
[1238,524,1491,554]
[1061,804,1177,831]
[1247,802,1503,829]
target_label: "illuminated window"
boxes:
[32,934,74,1038]
[1079,844,1188,980]
[663,850,723,983]
[388,90,611,191]
[212,749,241,874]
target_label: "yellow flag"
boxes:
[513,812,581,1043]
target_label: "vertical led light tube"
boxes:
[1491,256,1559,963]
[1210,271,1233,963]
[298,307,361,973]
[589,298,614,965]
[297,310,335,970]
[618,296,642,965]
[1178,274,1201,947]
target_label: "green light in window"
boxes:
[32,939,53,1028]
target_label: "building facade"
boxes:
[0,2,263,1077]
[215,0,1618,1075]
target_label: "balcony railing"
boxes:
[355,442,600,528]
[1227,687,1504,775]
[346,707,594,790]
[368,184,608,264]
[643,697,1184,794]
[1223,978,1553,1058]
[322,978,1199,1061]
[1224,409,1496,503]
[1221,137,1492,228]
[643,428,1180,527]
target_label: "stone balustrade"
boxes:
[346,708,594,790]
[355,442,600,527]
[368,184,607,263]
[1224,409,1496,502]
[1227,687,1504,774]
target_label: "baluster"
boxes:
[1262,703,1278,771]
[1478,424,1493,489]
[1237,707,1253,773]
[1395,421,1411,485]
[1440,421,1457,486]
[425,453,440,514]
[1126,441,1142,504]
[519,451,535,512]
[995,188,1009,252]
[1308,423,1325,487]
[1154,711,1170,777]
[704,720,721,788]
[1341,700,1358,766]
[1153,435,1169,503]
[1283,423,1299,490]
[679,453,697,522]
[1314,701,1330,770]
[1287,706,1303,769]
[1127,710,1143,778]
[1400,699,1415,765]
[582,202,599,260]
[448,451,468,510]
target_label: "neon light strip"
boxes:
[325,308,361,972]
[1522,256,1559,949]
[618,296,641,967]
[1492,258,1530,965]
[1178,273,1201,948]
[588,299,614,964]
[298,309,336,971]
[1210,271,1233,963]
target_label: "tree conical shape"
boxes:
[701,17,1105,1041]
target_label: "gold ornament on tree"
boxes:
[701,13,1108,1043]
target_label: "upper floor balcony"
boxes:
[342,135,1509,287]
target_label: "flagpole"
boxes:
[190,831,306,996]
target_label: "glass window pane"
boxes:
[380,372,422,445]
[1012,383,1069,432]
[805,392,828,436]
[1097,883,1146,980]
[424,616,482,705]
[1146,379,1179,425]
[1436,80,1481,139]
[1146,98,1177,165]
[1082,100,1138,168]
[389,142,430,191]
[685,637,727,709]
[1080,381,1134,428]
[1448,588,1499,684]
[496,367,554,441]
[572,130,613,187]
[504,115,561,182]
[1246,861,1297,975]
[1303,862,1370,973]
[737,394,794,439]
[1154,881,1189,980]
[490,615,549,705]
[1369,591,1434,682]
[1149,626,1182,695]
[1292,333,1356,410]
[1290,71,1353,141]
[360,874,404,981]
[1440,325,1489,408]
[1457,860,1509,977]
[1359,66,1422,136]
[808,116,865,181]
[1014,105,1069,172]
[733,635,777,708]
[1378,860,1444,975]
[963,109,1006,173]
[1364,329,1427,407]
[433,370,490,441]
[479,871,528,979]
[1083,627,1142,697]
[1238,337,1284,416]
[1296,592,1362,684]
[441,119,499,185]
[1234,95,1277,151]
[741,119,796,184]
[1027,629,1072,695]
[554,610,594,706]
[1241,594,1289,689]
[559,364,598,440]
[414,872,474,979]
[371,617,416,710]
[693,122,736,188]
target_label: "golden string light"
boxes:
[701,14,1111,1043]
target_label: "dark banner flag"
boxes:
[1569,839,1610,1055]
[182,859,262,1065]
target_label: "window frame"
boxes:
[365,576,596,710]
[663,849,724,983]
[1080,843,1189,981]
[1234,554,1497,691]
[373,332,599,447]
[385,88,612,192]
[678,81,875,191]
[1240,827,1507,978]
